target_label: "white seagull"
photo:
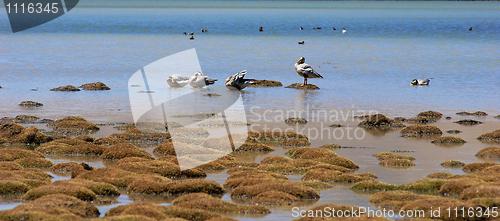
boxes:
[295,57,323,86]
[342,28,346,34]
[225,70,254,90]
[188,72,217,88]
[411,78,433,86]
[166,74,190,87]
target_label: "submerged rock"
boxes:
[50,85,81,91]
[477,129,500,142]
[48,116,100,134]
[417,110,443,119]
[456,111,488,116]
[284,117,307,125]
[454,119,482,125]
[440,160,465,168]
[431,136,466,145]
[400,125,442,137]
[285,83,320,90]
[248,80,283,87]
[476,147,500,158]
[18,101,43,107]
[358,114,405,129]
[79,82,110,90]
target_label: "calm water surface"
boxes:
[1,1,500,220]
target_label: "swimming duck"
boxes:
[342,28,346,34]
[189,36,194,40]
[188,32,194,35]
[295,57,323,86]
[411,78,433,86]
[259,27,263,32]
[188,72,217,88]
[167,74,190,87]
[201,29,208,33]
[300,26,304,30]
[298,41,305,45]
[313,27,321,30]
[225,70,254,90]
[183,32,187,35]
[469,27,473,31]
[332,27,336,30]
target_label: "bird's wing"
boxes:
[227,70,246,85]
[298,64,323,78]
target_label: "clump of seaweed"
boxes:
[173,193,270,214]
[50,162,85,174]
[404,116,435,124]
[0,149,44,161]
[127,178,224,195]
[48,116,100,135]
[456,111,488,116]
[14,158,54,168]
[319,143,341,150]
[74,167,170,188]
[476,147,500,158]
[462,162,500,172]
[285,83,320,90]
[36,138,107,156]
[101,143,154,160]
[427,172,454,179]
[460,184,500,200]
[400,125,442,137]
[400,178,447,192]
[446,129,462,134]
[374,152,415,161]
[431,136,466,145]
[358,114,405,129]
[18,101,43,107]
[0,122,52,144]
[438,178,483,195]
[417,110,443,119]
[369,190,425,210]
[285,117,308,125]
[248,130,310,147]
[116,157,206,179]
[50,85,81,91]
[454,119,482,125]
[350,180,399,192]
[477,129,500,142]
[440,160,465,168]
[22,184,97,201]
[249,190,299,205]
[248,80,283,87]
[79,82,110,90]
[379,159,415,168]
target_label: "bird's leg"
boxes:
[301,78,305,87]
[305,78,308,85]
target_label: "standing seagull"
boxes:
[295,57,323,86]
[342,28,346,34]
[188,72,217,88]
[167,74,190,87]
[225,70,254,90]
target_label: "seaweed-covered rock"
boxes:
[427,172,454,179]
[460,184,500,200]
[231,179,319,199]
[319,143,341,150]
[248,80,283,87]
[22,184,97,201]
[14,158,54,168]
[477,129,500,142]
[438,178,483,195]
[440,160,465,168]
[0,194,99,218]
[0,149,44,161]
[462,162,500,172]
[117,157,206,178]
[401,197,483,220]
[14,115,40,123]
[50,85,80,91]
[400,125,442,137]
[400,178,447,192]
[0,180,30,194]
[50,162,85,174]
[476,147,500,158]
[369,190,425,210]
[379,159,415,168]
[404,116,435,124]
[0,122,52,144]
[75,168,170,188]
[285,117,307,125]
[417,110,443,119]
[358,114,405,129]
[52,179,120,196]
[48,116,100,134]
[79,82,110,90]
[248,130,309,147]
[249,190,299,205]
[446,129,462,134]
[36,139,107,156]
[374,152,415,161]
[101,143,153,160]
[302,168,372,183]
[454,119,482,125]
[100,128,171,144]
[0,168,52,188]
[431,136,466,144]
[173,193,270,214]
[350,180,399,192]
[18,101,43,107]
[127,179,224,195]
[285,83,320,90]
[456,111,488,116]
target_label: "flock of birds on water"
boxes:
[165,56,432,91]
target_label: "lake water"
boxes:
[1,1,500,220]
[1,1,499,123]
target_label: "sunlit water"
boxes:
[1,1,500,220]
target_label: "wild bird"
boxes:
[259,27,263,32]
[298,41,305,45]
[189,36,195,40]
[469,27,473,31]
[183,32,187,35]
[295,57,323,86]
[201,29,208,33]
[188,32,194,35]
[332,27,336,30]
[342,28,346,34]
[411,78,433,86]
[300,26,304,30]
[225,70,255,90]
[188,72,217,88]
[166,74,190,87]
[313,27,321,30]
[31,87,38,91]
